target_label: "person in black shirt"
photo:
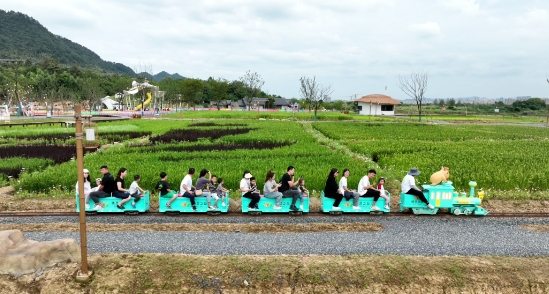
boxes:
[278,166,300,211]
[112,168,132,209]
[156,172,177,209]
[324,168,343,210]
[88,165,116,210]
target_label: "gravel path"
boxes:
[4,216,549,256]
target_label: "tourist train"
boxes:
[76,180,487,216]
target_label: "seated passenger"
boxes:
[112,168,132,209]
[402,168,434,210]
[180,168,197,211]
[207,175,220,209]
[156,172,177,209]
[129,174,146,209]
[195,169,213,208]
[263,170,283,210]
[75,169,91,209]
[296,177,309,210]
[240,170,260,210]
[358,169,382,211]
[88,165,116,210]
[377,177,390,210]
[278,166,300,211]
[339,168,361,210]
[324,168,343,210]
[217,178,229,207]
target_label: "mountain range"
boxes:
[0,10,185,80]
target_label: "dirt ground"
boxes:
[0,222,383,233]
[3,186,549,213]
[1,254,548,294]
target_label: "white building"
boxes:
[355,94,401,116]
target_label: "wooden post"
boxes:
[74,104,91,281]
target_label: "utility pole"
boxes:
[74,104,91,282]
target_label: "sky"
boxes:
[2,0,549,100]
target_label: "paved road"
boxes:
[5,216,549,256]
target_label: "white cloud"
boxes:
[408,22,443,39]
[442,0,480,14]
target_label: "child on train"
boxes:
[377,177,390,210]
[297,177,309,210]
[217,178,229,207]
[156,172,177,209]
[207,175,220,210]
[129,174,146,209]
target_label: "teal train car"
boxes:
[320,191,390,213]
[399,181,488,216]
[242,194,309,214]
[159,192,230,214]
[76,191,151,214]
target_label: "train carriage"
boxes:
[241,195,309,214]
[76,191,151,214]
[159,192,230,214]
[321,191,390,213]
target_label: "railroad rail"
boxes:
[1,211,549,218]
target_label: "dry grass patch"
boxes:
[1,255,549,293]
[520,225,549,232]
[0,222,384,233]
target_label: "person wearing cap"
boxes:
[402,168,434,209]
[358,169,382,211]
[240,170,260,210]
[278,166,301,211]
[75,169,92,210]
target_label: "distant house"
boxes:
[355,94,401,116]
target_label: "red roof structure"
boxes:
[355,94,401,105]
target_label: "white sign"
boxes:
[85,128,96,141]
[494,108,499,113]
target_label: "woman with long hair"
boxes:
[324,168,343,210]
[263,170,283,210]
[112,167,132,209]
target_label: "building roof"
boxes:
[355,94,401,105]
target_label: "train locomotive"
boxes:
[400,181,488,216]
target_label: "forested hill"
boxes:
[0,10,134,75]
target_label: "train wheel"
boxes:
[329,211,342,215]
[125,211,139,215]
[207,211,221,216]
[249,211,262,216]
[453,208,461,215]
[289,211,303,216]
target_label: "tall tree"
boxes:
[299,76,333,121]
[397,71,428,122]
[239,70,264,110]
[209,78,229,110]
[183,79,204,110]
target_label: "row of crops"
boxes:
[313,122,549,191]
[2,120,379,197]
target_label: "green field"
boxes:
[2,116,549,200]
[313,122,549,194]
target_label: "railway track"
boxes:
[1,211,549,218]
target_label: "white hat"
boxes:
[244,173,252,179]
[83,169,90,173]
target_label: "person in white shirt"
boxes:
[339,169,361,210]
[357,169,382,211]
[128,174,146,209]
[240,170,260,210]
[401,168,434,209]
[180,168,197,211]
[75,169,92,209]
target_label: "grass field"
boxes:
[2,115,549,200]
